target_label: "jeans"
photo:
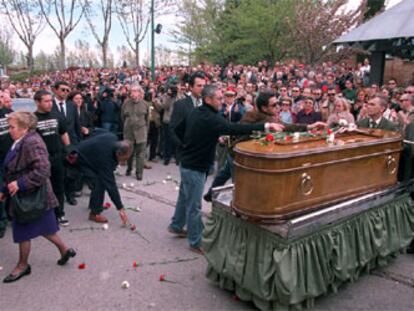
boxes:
[170,166,206,248]
[101,122,119,135]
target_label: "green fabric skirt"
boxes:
[203,193,414,310]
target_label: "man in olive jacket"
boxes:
[121,84,149,180]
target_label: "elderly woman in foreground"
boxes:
[0,111,76,283]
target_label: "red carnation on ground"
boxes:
[133,261,138,268]
[159,274,166,282]
[130,224,137,231]
[103,202,111,209]
[78,263,86,269]
[265,134,274,142]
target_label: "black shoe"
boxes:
[163,159,170,166]
[136,174,142,181]
[3,265,31,283]
[0,229,5,239]
[203,193,212,202]
[57,248,77,265]
[126,170,131,176]
[66,196,77,206]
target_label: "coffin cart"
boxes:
[202,130,414,310]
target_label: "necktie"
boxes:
[59,102,65,117]
[370,120,377,128]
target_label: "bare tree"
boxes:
[1,0,45,71]
[115,0,174,67]
[286,0,368,64]
[38,0,86,69]
[84,0,113,68]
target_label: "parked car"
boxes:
[12,98,36,112]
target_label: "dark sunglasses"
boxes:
[60,88,70,92]
[328,93,335,96]
[405,91,413,94]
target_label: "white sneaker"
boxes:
[58,217,70,227]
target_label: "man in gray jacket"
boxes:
[121,85,149,180]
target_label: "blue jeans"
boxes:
[101,122,119,135]
[170,166,206,248]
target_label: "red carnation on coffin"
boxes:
[327,128,332,135]
[265,134,274,142]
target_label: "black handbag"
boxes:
[9,138,49,224]
[11,184,48,224]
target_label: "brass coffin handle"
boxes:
[386,155,397,175]
[300,173,314,196]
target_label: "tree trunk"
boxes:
[60,37,66,70]
[135,41,140,67]
[27,44,34,73]
[102,41,108,68]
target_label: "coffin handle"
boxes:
[386,155,397,175]
[301,173,314,196]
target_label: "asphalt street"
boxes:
[1,161,414,310]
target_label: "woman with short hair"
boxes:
[0,111,76,283]
[327,97,355,128]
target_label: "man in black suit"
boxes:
[52,81,81,206]
[356,94,397,131]
[169,71,206,164]
[74,132,132,224]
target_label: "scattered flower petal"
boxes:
[122,183,127,189]
[78,263,86,269]
[175,186,179,191]
[121,280,130,289]
[133,261,139,268]
[130,224,137,231]
[162,180,167,184]
[102,224,109,230]
[159,274,166,282]
[130,182,135,187]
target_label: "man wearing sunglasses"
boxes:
[52,82,81,209]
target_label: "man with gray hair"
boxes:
[167,84,284,253]
[356,94,397,131]
[121,84,149,180]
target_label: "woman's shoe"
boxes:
[3,265,31,283]
[57,248,77,266]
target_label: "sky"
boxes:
[6,0,404,66]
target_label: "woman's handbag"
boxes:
[11,184,48,224]
[9,137,48,225]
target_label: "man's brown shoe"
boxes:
[167,226,187,238]
[144,164,152,169]
[89,213,108,223]
[189,246,204,255]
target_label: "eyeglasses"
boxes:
[328,93,335,96]
[292,89,300,92]
[282,103,290,106]
[60,88,70,92]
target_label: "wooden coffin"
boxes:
[232,129,402,221]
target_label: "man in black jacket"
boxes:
[167,85,284,253]
[74,132,132,224]
[169,71,206,164]
[52,81,81,206]
[0,92,13,237]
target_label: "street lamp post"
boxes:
[151,0,155,81]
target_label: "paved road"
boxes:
[1,161,414,310]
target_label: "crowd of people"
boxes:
[1,58,414,281]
